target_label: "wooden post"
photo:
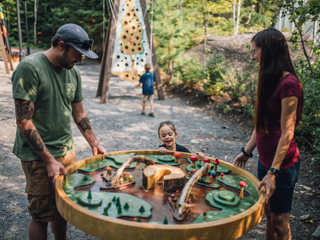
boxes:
[0,26,10,74]
[141,0,164,100]
[7,52,14,71]
[96,20,111,98]
[97,0,120,103]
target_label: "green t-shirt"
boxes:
[12,52,83,161]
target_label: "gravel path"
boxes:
[0,61,318,240]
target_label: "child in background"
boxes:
[135,63,155,117]
[158,120,205,158]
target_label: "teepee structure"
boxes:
[97,0,164,103]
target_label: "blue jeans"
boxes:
[258,158,300,215]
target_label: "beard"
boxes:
[58,50,75,70]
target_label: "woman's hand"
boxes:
[158,147,168,154]
[233,152,249,168]
[257,172,276,203]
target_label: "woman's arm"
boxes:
[233,129,257,168]
[257,96,298,203]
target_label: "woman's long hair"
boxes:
[252,28,302,136]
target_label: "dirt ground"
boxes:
[0,49,319,239]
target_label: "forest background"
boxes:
[1,0,319,175]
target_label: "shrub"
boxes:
[295,57,320,160]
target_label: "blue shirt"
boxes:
[139,71,155,95]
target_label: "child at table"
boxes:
[157,120,205,157]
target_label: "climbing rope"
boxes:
[107,0,116,23]
[143,0,151,18]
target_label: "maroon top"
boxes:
[256,74,302,169]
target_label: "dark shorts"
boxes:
[258,158,300,215]
[21,150,76,222]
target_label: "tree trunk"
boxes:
[7,7,10,33]
[313,20,318,45]
[293,20,313,76]
[233,0,236,29]
[34,0,39,45]
[142,164,186,193]
[245,5,255,26]
[278,8,282,31]
[202,0,207,70]
[168,36,172,80]
[234,0,241,35]
[256,0,260,13]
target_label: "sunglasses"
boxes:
[65,39,94,49]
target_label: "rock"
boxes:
[313,226,320,238]
[191,139,199,144]
[300,214,311,220]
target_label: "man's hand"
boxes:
[135,82,141,87]
[158,147,168,154]
[233,153,249,168]
[92,144,107,158]
[45,159,67,184]
[257,172,276,203]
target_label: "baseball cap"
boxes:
[54,23,98,59]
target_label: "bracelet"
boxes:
[241,147,253,158]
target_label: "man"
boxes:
[11,23,106,240]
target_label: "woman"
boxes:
[233,28,303,240]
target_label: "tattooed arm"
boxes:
[14,99,67,184]
[71,101,106,157]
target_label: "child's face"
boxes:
[159,125,177,148]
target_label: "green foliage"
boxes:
[205,53,256,102]
[170,54,207,87]
[277,0,320,28]
[184,0,278,35]
[1,0,108,54]
[153,0,197,72]
[294,58,320,159]
[276,0,320,163]
[170,51,256,106]
[216,103,231,114]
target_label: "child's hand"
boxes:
[158,147,168,154]
[197,152,205,158]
